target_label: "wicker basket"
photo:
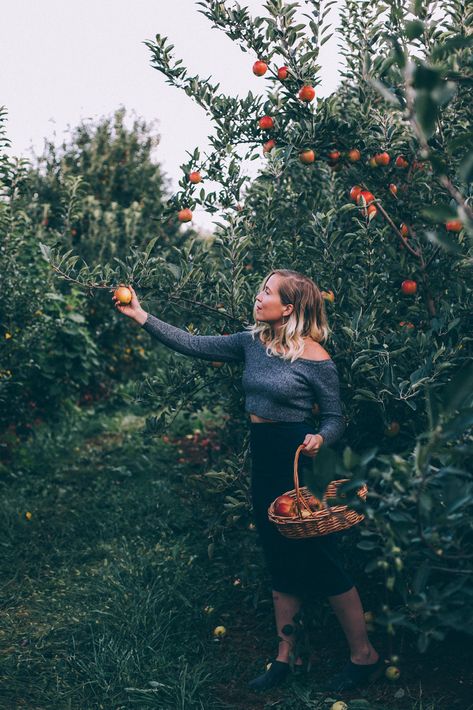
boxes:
[267,444,368,539]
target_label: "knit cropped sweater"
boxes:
[141,314,346,446]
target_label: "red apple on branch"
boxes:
[299,149,315,164]
[178,208,193,223]
[258,115,274,130]
[401,280,417,295]
[252,60,268,76]
[298,85,315,102]
[277,66,289,80]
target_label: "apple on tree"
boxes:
[263,139,276,154]
[375,151,390,166]
[446,219,463,232]
[178,208,193,223]
[347,148,361,162]
[401,279,417,295]
[395,155,409,169]
[298,85,315,102]
[299,149,315,164]
[349,185,362,202]
[252,60,267,76]
[277,66,289,80]
[258,115,274,130]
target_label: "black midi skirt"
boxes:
[249,420,355,598]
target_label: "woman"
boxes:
[112,269,383,693]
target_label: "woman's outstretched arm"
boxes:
[112,285,245,363]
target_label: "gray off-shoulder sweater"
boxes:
[141,314,346,446]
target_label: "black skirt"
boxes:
[249,421,355,598]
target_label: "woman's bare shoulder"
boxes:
[302,340,331,361]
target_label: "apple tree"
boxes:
[40,0,473,646]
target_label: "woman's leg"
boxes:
[272,589,303,665]
[328,586,379,664]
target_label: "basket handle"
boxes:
[294,444,325,514]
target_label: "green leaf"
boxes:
[39,242,52,262]
[405,19,424,40]
[441,361,473,415]
[412,64,441,91]
[413,560,430,593]
[304,446,340,499]
[414,91,438,138]
[144,236,159,260]
[424,230,463,255]
[421,205,457,222]
[460,152,473,183]
[431,35,473,61]
[368,78,401,106]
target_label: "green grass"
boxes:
[1,407,472,709]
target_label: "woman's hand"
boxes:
[111,285,148,324]
[300,433,324,457]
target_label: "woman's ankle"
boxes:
[276,654,303,665]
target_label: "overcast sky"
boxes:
[1,0,343,230]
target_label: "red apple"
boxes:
[357,190,375,205]
[277,66,289,80]
[252,60,268,76]
[273,495,296,517]
[401,279,417,295]
[298,85,315,102]
[446,219,463,232]
[389,183,398,196]
[188,171,202,184]
[258,115,274,130]
[306,495,322,511]
[375,152,390,166]
[299,149,315,164]
[395,156,409,169]
[178,208,193,223]
[349,185,362,202]
[263,139,276,154]
[347,148,361,162]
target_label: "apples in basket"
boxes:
[267,444,368,539]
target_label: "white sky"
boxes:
[1,0,343,231]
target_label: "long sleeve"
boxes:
[309,362,346,446]
[140,313,246,363]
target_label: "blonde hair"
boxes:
[245,269,331,363]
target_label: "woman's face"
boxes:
[254,274,293,324]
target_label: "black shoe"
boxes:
[248,659,303,691]
[323,657,385,693]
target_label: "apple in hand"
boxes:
[114,286,132,305]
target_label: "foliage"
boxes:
[22,0,473,646]
[0,108,183,449]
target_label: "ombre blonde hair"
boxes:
[246,269,331,363]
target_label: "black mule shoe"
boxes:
[248,659,304,691]
[323,657,385,693]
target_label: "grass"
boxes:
[1,404,472,709]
